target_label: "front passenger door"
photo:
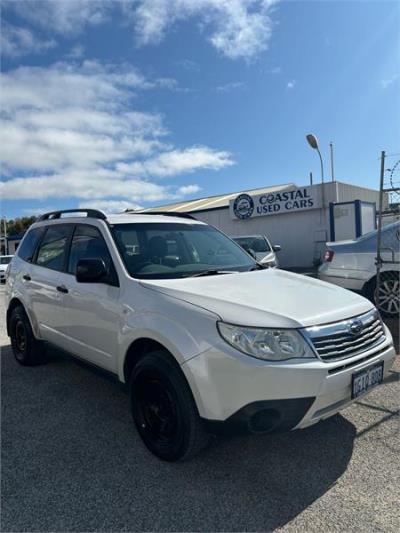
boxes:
[62,224,121,372]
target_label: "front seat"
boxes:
[148,236,168,264]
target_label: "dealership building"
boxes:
[140,180,387,268]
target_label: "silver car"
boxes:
[231,234,281,267]
[318,221,399,316]
[0,255,13,283]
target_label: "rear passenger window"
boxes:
[36,225,71,271]
[68,225,112,275]
[18,228,44,262]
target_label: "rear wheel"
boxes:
[129,350,209,461]
[367,273,399,317]
[10,306,46,366]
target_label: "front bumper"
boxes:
[182,335,396,434]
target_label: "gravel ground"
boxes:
[1,286,399,532]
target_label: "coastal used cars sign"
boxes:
[230,186,321,220]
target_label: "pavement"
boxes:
[1,285,399,532]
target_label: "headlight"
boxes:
[217,322,316,361]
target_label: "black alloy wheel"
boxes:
[129,351,209,461]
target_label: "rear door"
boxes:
[61,224,121,372]
[29,224,72,350]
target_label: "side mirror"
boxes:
[272,245,281,252]
[76,258,107,283]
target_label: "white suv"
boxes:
[5,209,396,461]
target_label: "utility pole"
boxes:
[2,218,8,255]
[309,171,313,186]
[375,150,385,305]
[330,142,335,182]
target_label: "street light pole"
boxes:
[306,133,326,231]
[306,133,324,183]
[316,146,324,183]
[329,142,335,182]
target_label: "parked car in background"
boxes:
[6,210,395,462]
[0,255,13,283]
[231,234,281,267]
[318,221,400,316]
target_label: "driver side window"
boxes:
[68,225,113,275]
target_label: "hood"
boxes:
[140,269,373,328]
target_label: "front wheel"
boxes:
[129,351,209,461]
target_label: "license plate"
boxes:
[352,362,384,399]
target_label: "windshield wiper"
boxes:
[184,269,236,278]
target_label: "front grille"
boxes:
[304,309,386,362]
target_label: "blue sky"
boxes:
[1,0,399,219]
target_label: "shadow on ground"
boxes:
[1,345,357,532]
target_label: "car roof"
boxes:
[33,212,207,227]
[106,214,206,225]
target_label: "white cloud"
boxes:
[117,147,233,178]
[1,61,233,206]
[177,59,200,71]
[8,0,111,36]
[216,81,245,93]
[176,184,201,196]
[287,79,296,89]
[130,0,279,60]
[264,66,281,74]
[6,0,279,61]
[66,44,85,59]
[381,75,399,89]
[78,200,143,214]
[0,22,56,57]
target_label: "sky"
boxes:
[1,0,399,219]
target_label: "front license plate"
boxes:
[352,362,384,399]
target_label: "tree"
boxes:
[5,217,37,236]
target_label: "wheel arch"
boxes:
[7,297,41,339]
[123,337,182,384]
[6,298,28,336]
[362,274,376,298]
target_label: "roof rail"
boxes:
[124,210,196,220]
[38,209,107,221]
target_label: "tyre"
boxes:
[9,306,46,366]
[129,350,209,461]
[367,272,399,317]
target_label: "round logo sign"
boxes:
[349,319,363,336]
[233,194,254,219]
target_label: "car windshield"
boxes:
[112,222,255,279]
[0,256,12,265]
[234,236,271,253]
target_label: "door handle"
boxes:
[23,274,31,281]
[56,285,69,294]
